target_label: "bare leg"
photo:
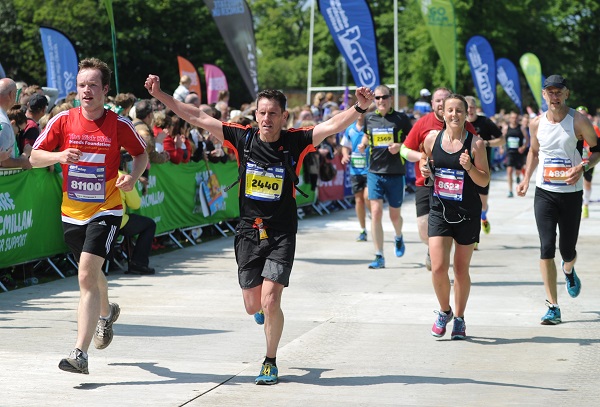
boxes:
[370,199,384,254]
[452,243,474,317]
[540,259,558,304]
[355,189,367,230]
[75,253,108,353]
[429,236,453,311]
[388,205,403,237]
[507,166,514,193]
[417,214,428,245]
[261,279,284,358]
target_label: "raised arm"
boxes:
[312,87,373,146]
[145,75,224,143]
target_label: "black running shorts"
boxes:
[428,210,480,246]
[234,225,295,289]
[63,215,122,262]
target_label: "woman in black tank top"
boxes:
[418,94,490,340]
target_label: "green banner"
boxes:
[0,169,68,268]
[420,0,457,91]
[133,160,240,235]
[519,52,542,109]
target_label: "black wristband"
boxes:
[354,103,367,114]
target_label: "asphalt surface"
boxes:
[1,172,599,406]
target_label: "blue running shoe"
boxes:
[255,363,278,385]
[395,236,405,257]
[368,254,385,269]
[431,309,454,337]
[541,301,561,325]
[562,261,581,298]
[451,317,466,340]
[356,230,367,242]
[254,310,265,325]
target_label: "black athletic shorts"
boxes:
[534,187,582,261]
[415,186,430,217]
[234,224,295,289]
[63,215,122,262]
[428,210,480,246]
[506,151,524,169]
[350,174,368,195]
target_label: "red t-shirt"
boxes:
[33,108,146,224]
[404,112,477,186]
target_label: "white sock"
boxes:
[583,189,591,205]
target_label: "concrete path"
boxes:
[1,172,599,406]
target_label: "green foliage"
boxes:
[1,0,600,111]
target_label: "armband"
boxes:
[353,103,367,114]
[400,143,411,160]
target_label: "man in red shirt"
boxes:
[31,58,148,374]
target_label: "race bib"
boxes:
[434,168,465,201]
[350,152,367,169]
[67,165,106,203]
[542,157,571,186]
[507,136,520,149]
[372,128,394,148]
[245,161,284,201]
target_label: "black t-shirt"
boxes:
[364,109,412,175]
[430,130,481,220]
[469,115,501,166]
[222,123,315,233]
[505,125,525,152]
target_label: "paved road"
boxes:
[1,173,599,406]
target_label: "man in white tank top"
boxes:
[517,75,600,325]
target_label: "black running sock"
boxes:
[443,309,452,315]
[264,357,276,366]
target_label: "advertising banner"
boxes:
[520,52,543,110]
[317,155,346,202]
[177,56,202,99]
[204,64,228,104]
[0,169,68,268]
[466,35,496,117]
[496,58,523,113]
[39,27,78,100]
[420,0,457,91]
[133,160,239,235]
[318,0,380,88]
[203,0,258,98]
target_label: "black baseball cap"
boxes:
[543,75,568,89]
[28,93,49,112]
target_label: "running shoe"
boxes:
[516,175,521,184]
[481,219,491,234]
[507,191,514,198]
[582,205,589,219]
[562,261,581,298]
[58,348,89,374]
[431,309,454,337]
[368,254,385,269]
[541,301,561,325]
[254,310,265,325]
[451,317,466,340]
[356,230,367,242]
[255,363,278,385]
[473,242,479,251]
[395,236,406,257]
[425,250,432,271]
[93,303,120,350]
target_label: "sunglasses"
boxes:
[374,95,391,100]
